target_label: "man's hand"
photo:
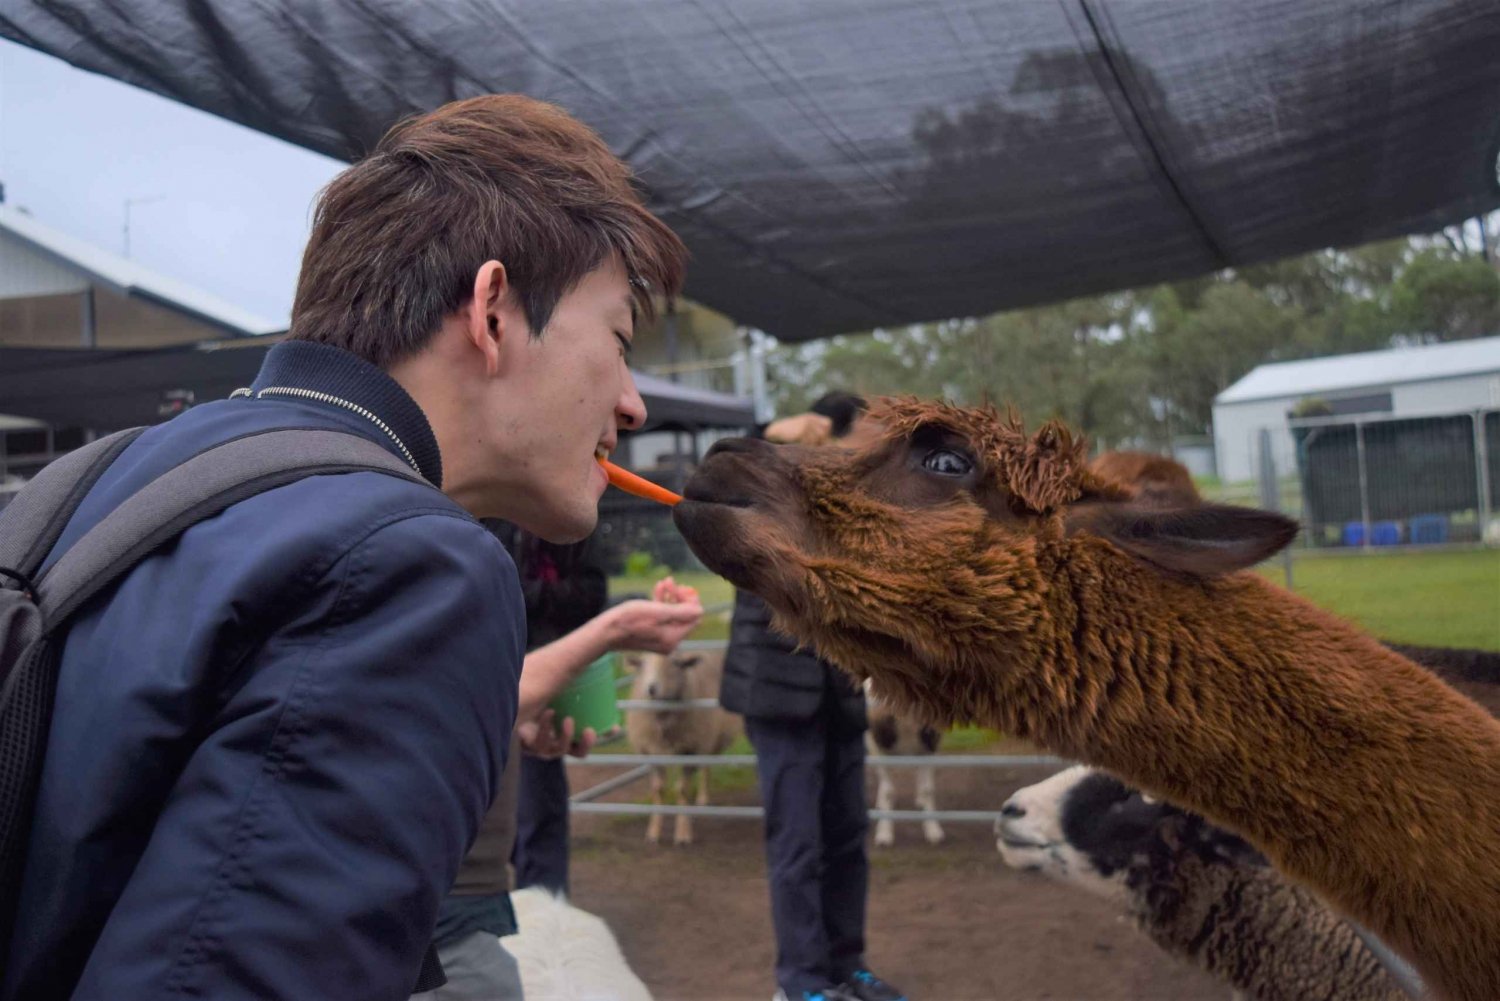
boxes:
[518,709,597,760]
[604,595,703,654]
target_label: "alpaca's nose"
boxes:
[1001,800,1026,819]
[647,683,659,699]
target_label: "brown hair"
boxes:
[288,95,687,367]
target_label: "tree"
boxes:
[1390,249,1500,341]
[764,212,1499,448]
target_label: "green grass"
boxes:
[1257,549,1500,651]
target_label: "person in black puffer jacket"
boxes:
[723,392,908,1001]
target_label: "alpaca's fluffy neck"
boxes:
[1020,539,1500,1001]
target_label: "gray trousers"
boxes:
[412,932,524,1001]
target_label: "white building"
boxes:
[1212,336,1500,483]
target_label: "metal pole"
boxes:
[732,327,750,398]
[569,764,653,804]
[569,802,1025,824]
[663,304,680,384]
[1355,421,1372,551]
[749,329,771,423]
[80,287,97,347]
[1474,411,1492,545]
[1257,427,1293,588]
[567,753,1069,769]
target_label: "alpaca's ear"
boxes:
[1009,421,1091,513]
[1069,503,1299,577]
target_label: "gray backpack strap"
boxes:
[0,428,147,578]
[33,429,428,629]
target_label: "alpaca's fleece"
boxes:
[506,887,654,1001]
[674,398,1500,1001]
[1088,450,1203,507]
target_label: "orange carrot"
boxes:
[600,458,682,506]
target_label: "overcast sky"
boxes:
[0,39,343,327]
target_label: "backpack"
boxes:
[0,425,444,982]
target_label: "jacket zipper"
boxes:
[231,385,421,474]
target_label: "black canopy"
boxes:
[0,344,753,433]
[3,1,1498,339]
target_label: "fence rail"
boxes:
[570,802,1019,823]
[569,753,1066,769]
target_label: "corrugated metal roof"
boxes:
[0,205,284,337]
[1215,335,1500,405]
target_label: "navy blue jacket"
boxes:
[720,590,865,730]
[3,342,523,1000]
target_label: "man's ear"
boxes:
[466,260,509,376]
[1067,502,1299,577]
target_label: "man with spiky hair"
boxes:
[5,95,686,1001]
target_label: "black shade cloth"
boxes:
[3,1,1498,340]
[0,344,753,433]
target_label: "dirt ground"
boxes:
[567,749,1229,1001]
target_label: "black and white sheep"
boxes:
[864,679,944,846]
[996,766,1405,1001]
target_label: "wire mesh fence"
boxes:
[1211,407,1499,551]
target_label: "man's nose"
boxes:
[617,370,647,431]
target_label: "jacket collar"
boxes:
[249,340,443,488]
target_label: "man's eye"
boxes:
[922,449,973,476]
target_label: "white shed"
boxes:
[1212,336,1500,483]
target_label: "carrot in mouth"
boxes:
[599,457,682,507]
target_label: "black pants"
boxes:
[511,755,570,894]
[746,709,869,995]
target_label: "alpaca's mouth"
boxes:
[679,486,755,509]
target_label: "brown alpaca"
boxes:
[1093,452,1500,718]
[1088,450,1202,507]
[673,399,1500,1001]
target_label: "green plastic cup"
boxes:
[548,652,622,736]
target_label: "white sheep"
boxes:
[997,766,1405,1001]
[624,647,741,845]
[863,679,943,846]
[505,886,654,1001]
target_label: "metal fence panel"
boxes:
[1246,408,1499,550]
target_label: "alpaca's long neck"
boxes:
[1026,541,1500,1001]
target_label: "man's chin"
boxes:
[520,502,597,546]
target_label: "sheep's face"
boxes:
[627,651,704,703]
[675,398,1296,726]
[997,766,1140,903]
[997,766,1262,903]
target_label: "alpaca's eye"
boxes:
[922,449,972,476]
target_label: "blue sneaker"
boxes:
[842,969,908,1001]
[772,989,860,1001]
